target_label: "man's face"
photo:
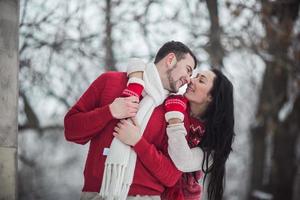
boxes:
[166,53,195,93]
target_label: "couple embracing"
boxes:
[64,41,235,200]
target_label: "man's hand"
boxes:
[113,118,141,146]
[109,96,139,119]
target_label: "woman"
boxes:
[114,68,235,200]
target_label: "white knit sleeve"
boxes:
[127,58,146,76]
[166,123,212,172]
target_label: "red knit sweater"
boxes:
[64,71,182,195]
[162,113,204,200]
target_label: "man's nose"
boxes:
[186,76,191,84]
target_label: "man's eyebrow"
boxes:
[187,65,193,71]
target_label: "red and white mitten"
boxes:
[122,77,144,99]
[122,58,146,99]
[164,95,188,122]
[126,58,146,76]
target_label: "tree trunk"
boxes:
[104,0,116,71]
[205,0,225,69]
[270,95,300,199]
[0,0,19,199]
[249,1,300,200]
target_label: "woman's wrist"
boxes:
[128,71,143,79]
[168,118,183,125]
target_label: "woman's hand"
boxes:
[113,117,141,146]
[164,95,188,123]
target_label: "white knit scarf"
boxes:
[99,63,168,200]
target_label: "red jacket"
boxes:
[64,71,182,195]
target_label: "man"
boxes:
[64,41,197,199]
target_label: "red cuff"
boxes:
[133,137,150,156]
[99,104,115,121]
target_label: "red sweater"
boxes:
[64,71,182,195]
[162,113,204,200]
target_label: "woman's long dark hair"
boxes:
[199,69,235,200]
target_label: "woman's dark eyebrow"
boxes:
[199,74,207,80]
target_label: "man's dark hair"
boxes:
[154,41,197,68]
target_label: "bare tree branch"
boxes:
[20,91,40,129]
[18,124,64,133]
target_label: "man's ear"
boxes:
[166,53,177,68]
[171,56,177,66]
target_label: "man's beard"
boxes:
[166,65,179,93]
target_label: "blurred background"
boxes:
[17,0,300,200]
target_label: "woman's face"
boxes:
[184,70,216,105]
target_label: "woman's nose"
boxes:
[190,78,196,84]
[186,76,191,84]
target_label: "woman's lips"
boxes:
[187,85,194,92]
